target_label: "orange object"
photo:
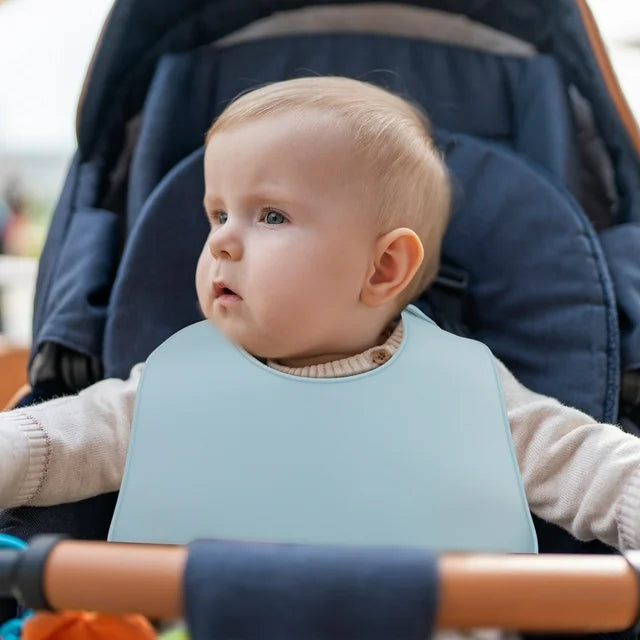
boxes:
[0,344,29,410]
[575,0,640,155]
[22,611,156,640]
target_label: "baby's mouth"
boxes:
[213,282,242,300]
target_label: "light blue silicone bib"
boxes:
[109,305,537,552]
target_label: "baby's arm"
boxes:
[498,358,640,550]
[0,363,143,507]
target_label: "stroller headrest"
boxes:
[125,33,577,228]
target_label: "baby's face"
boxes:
[196,112,378,361]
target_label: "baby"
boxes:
[1,76,640,550]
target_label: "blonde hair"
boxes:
[206,76,451,307]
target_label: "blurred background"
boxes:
[0,0,112,349]
[0,0,638,394]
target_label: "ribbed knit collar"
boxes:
[267,320,404,378]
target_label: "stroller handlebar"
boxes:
[1,537,639,633]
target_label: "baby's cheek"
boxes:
[194,253,212,308]
[255,279,311,331]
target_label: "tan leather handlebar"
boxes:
[437,553,638,632]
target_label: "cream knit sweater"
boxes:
[1,321,640,550]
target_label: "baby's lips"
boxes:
[213,281,242,299]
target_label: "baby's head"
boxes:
[196,76,450,366]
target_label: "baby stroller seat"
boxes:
[2,2,640,637]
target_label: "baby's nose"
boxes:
[208,225,243,260]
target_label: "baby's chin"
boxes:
[206,313,334,363]
[206,316,286,359]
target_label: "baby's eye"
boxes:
[263,209,287,225]
[211,210,228,225]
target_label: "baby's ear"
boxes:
[361,228,424,307]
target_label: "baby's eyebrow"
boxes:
[202,195,220,211]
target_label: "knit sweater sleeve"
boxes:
[497,358,640,550]
[0,363,143,507]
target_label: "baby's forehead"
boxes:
[208,108,351,146]
[204,112,378,197]
[206,111,368,173]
